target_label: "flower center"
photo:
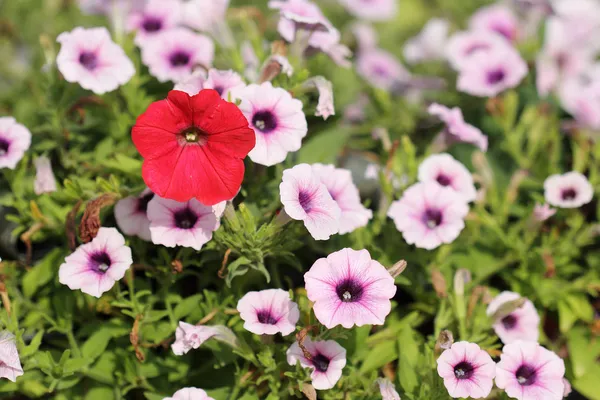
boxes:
[487,68,506,84]
[169,51,191,67]
[79,51,98,71]
[142,17,163,32]
[180,127,207,144]
[0,138,10,156]
[373,65,389,77]
[492,23,515,41]
[298,191,313,213]
[516,365,537,386]
[213,86,224,96]
[423,208,443,229]
[561,187,577,200]
[174,208,198,229]
[501,314,517,329]
[453,361,475,380]
[252,110,277,133]
[436,174,452,186]
[256,310,278,325]
[312,354,330,372]
[137,193,155,213]
[89,251,111,274]
[335,279,364,303]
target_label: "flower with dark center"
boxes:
[311,354,330,372]
[169,51,191,67]
[174,208,198,229]
[79,51,98,71]
[561,188,577,200]
[423,208,443,229]
[237,289,299,335]
[436,174,452,186]
[0,139,9,156]
[287,336,347,390]
[137,193,155,213]
[453,361,475,380]
[115,188,155,241]
[516,365,537,386]
[418,154,477,202]
[487,68,506,84]
[544,172,593,209]
[298,191,313,212]
[335,279,364,303]
[256,310,278,325]
[142,17,163,32]
[89,251,112,274]
[486,291,540,344]
[252,110,278,133]
[501,314,517,329]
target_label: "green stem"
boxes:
[127,268,140,314]
[65,326,81,358]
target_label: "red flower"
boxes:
[132,89,255,205]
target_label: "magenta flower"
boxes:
[140,27,214,83]
[237,82,307,166]
[457,47,528,97]
[486,291,540,344]
[356,48,410,91]
[495,341,565,400]
[280,164,341,240]
[436,341,496,399]
[337,0,397,21]
[387,182,469,250]
[418,154,477,203]
[533,203,556,221]
[127,0,181,46]
[304,248,396,328]
[428,103,488,151]
[0,117,31,170]
[286,337,346,390]
[376,378,401,399]
[172,322,237,355]
[404,18,450,64]
[33,156,57,195]
[58,227,133,298]
[236,289,300,336]
[164,387,215,400]
[114,188,154,241]
[0,332,23,382]
[56,27,135,94]
[544,171,594,208]
[312,164,372,234]
[469,4,519,42]
[147,196,220,251]
[446,30,510,71]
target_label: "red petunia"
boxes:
[132,89,255,205]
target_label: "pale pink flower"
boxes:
[544,172,594,208]
[147,196,220,250]
[236,289,300,336]
[428,103,488,151]
[56,27,135,94]
[173,69,206,96]
[563,378,572,397]
[163,387,214,400]
[279,164,341,240]
[33,156,57,195]
[286,337,346,390]
[126,0,181,46]
[418,154,477,202]
[356,48,410,91]
[58,227,133,298]
[114,188,154,241]
[171,321,237,355]
[376,378,401,399]
[551,0,600,45]
[558,66,600,129]
[457,47,528,97]
[237,82,307,166]
[436,341,496,399]
[304,248,396,328]
[303,77,335,120]
[241,41,260,82]
[337,0,397,21]
[404,18,450,64]
[181,0,230,32]
[140,27,214,83]
[311,164,372,234]
[78,0,144,16]
[351,22,378,51]
[486,291,540,344]
[388,182,469,250]
[202,69,245,100]
[495,341,565,400]
[533,203,556,221]
[469,3,520,42]
[0,117,31,170]
[0,332,24,382]
[446,30,510,71]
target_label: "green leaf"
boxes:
[557,300,577,333]
[174,294,203,320]
[64,357,91,374]
[225,257,252,287]
[85,386,115,400]
[144,393,166,400]
[21,330,44,358]
[360,340,397,373]
[81,329,113,362]
[565,294,594,323]
[297,128,350,164]
[22,248,63,298]
[573,364,600,400]
[397,327,419,395]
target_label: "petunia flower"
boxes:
[457,47,528,97]
[236,289,300,336]
[140,27,214,83]
[445,30,510,71]
[114,188,154,241]
[181,0,229,33]
[376,378,401,399]
[126,0,181,46]
[132,89,255,205]
[286,337,346,390]
[469,3,520,42]
[543,171,594,208]
[0,117,31,170]
[171,321,237,355]
[495,341,565,400]
[146,196,220,251]
[173,69,206,96]
[56,27,135,95]
[279,164,341,240]
[486,291,540,344]
[311,164,372,234]
[78,0,143,16]
[388,182,469,250]
[302,77,335,120]
[404,18,450,64]
[351,22,378,51]
[532,203,556,221]
[0,331,24,382]
[33,156,57,195]
[337,0,397,21]
[58,227,133,298]
[436,341,496,399]
[428,103,488,151]
[304,248,396,328]
[163,387,215,400]
[202,69,245,100]
[558,68,600,130]
[418,154,477,202]
[237,82,307,166]
[356,48,411,91]
[241,41,260,81]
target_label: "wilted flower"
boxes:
[237,82,307,166]
[418,154,477,202]
[436,341,496,399]
[132,90,255,205]
[0,117,30,170]
[172,321,237,355]
[33,156,57,195]
[0,332,24,382]
[446,30,510,71]
[486,291,540,344]
[428,103,488,151]
[376,378,401,399]
[163,387,215,400]
[287,337,346,390]
[140,28,214,83]
[387,182,469,250]
[114,188,154,241]
[303,77,335,120]
[304,248,396,328]
[126,0,181,46]
[337,0,397,21]
[495,341,565,400]
[59,227,133,298]
[236,289,300,335]
[356,48,410,91]
[259,55,294,82]
[56,27,135,94]
[543,171,594,208]
[469,3,519,42]
[533,203,556,221]
[403,18,450,64]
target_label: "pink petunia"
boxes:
[78,0,144,16]
[279,164,341,240]
[173,70,206,96]
[163,387,215,400]
[418,154,477,202]
[114,188,155,241]
[140,27,214,83]
[236,289,300,336]
[303,76,335,120]
[337,0,397,21]
[311,164,372,234]
[558,67,600,130]
[387,182,469,250]
[543,171,594,208]
[181,0,230,33]
[446,30,510,71]
[486,291,540,344]
[286,337,346,390]
[436,341,496,399]
[532,203,556,221]
[404,18,450,64]
[202,69,245,100]
[428,103,488,151]
[0,117,31,170]
[304,248,396,329]
[171,321,237,355]
[58,227,133,298]
[33,156,57,195]
[0,331,24,382]
[237,82,307,166]
[356,48,410,91]
[56,27,135,94]
[495,341,565,400]
[126,0,181,46]
[376,378,401,399]
[351,22,378,51]
[469,3,520,42]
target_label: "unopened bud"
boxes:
[301,383,317,400]
[431,268,447,298]
[492,297,526,321]
[454,268,471,297]
[387,260,407,278]
[436,330,454,350]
